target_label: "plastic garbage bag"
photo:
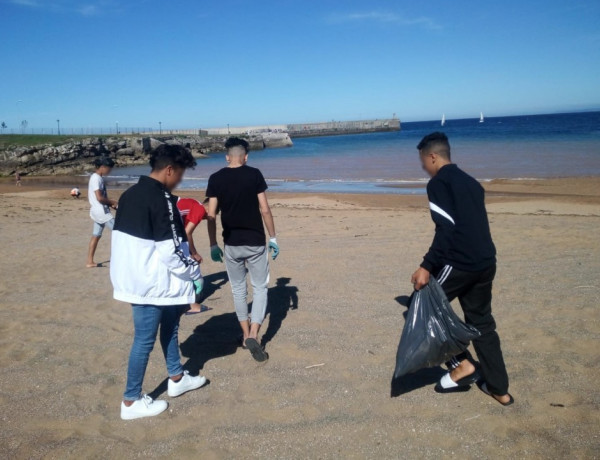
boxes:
[394,276,481,378]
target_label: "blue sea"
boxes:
[110,111,600,194]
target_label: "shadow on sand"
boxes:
[197,270,229,303]
[390,367,447,397]
[148,312,241,399]
[148,275,298,399]
[260,277,298,348]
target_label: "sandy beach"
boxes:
[0,176,599,459]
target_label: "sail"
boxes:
[441,114,445,126]
[479,112,484,123]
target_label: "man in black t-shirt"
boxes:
[206,137,279,362]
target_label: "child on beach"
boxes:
[86,157,117,268]
[177,196,209,315]
[71,187,81,199]
[15,171,21,186]
[111,144,206,420]
[206,137,279,362]
[410,132,513,406]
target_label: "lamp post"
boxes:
[227,123,230,134]
[116,121,119,135]
[56,119,60,135]
[159,121,162,135]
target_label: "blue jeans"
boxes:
[123,304,187,401]
[92,218,114,237]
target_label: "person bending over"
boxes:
[177,196,209,315]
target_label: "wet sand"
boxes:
[0,177,599,458]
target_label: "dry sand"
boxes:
[0,177,599,459]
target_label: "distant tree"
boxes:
[21,120,28,134]
[0,122,6,134]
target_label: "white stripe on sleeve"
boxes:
[429,202,455,225]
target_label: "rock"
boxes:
[0,134,293,176]
[130,138,144,153]
[165,138,183,146]
[149,138,164,150]
[116,148,135,156]
[191,149,209,159]
[262,132,293,149]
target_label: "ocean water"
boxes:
[110,111,600,194]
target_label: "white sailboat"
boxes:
[479,112,484,123]
[441,113,446,126]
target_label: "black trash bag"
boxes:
[394,276,480,378]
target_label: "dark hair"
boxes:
[417,132,451,159]
[224,137,249,153]
[94,157,115,168]
[149,144,197,171]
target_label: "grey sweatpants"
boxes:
[224,245,270,325]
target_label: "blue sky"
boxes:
[1,0,599,131]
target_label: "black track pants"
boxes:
[436,264,509,395]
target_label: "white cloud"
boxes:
[10,0,41,7]
[328,11,440,30]
[8,0,116,16]
[78,4,99,16]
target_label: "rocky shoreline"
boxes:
[0,132,292,176]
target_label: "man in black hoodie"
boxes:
[411,132,513,406]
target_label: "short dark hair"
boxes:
[94,157,115,168]
[224,137,249,153]
[417,132,451,159]
[149,144,197,171]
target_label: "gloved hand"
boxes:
[268,237,279,260]
[210,244,223,263]
[193,278,204,295]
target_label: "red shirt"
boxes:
[177,198,206,228]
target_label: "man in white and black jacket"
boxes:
[411,132,513,407]
[111,144,207,420]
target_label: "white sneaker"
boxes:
[167,370,207,397]
[120,394,168,420]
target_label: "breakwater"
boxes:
[153,118,401,138]
[0,132,292,176]
[287,118,400,138]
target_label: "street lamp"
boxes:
[159,121,162,135]
[56,119,60,135]
[227,123,230,134]
[116,121,119,135]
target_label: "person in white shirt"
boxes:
[87,157,117,268]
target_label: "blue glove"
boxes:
[210,244,223,263]
[193,278,204,295]
[268,237,279,260]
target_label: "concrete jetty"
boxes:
[144,117,401,139]
[286,118,400,138]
